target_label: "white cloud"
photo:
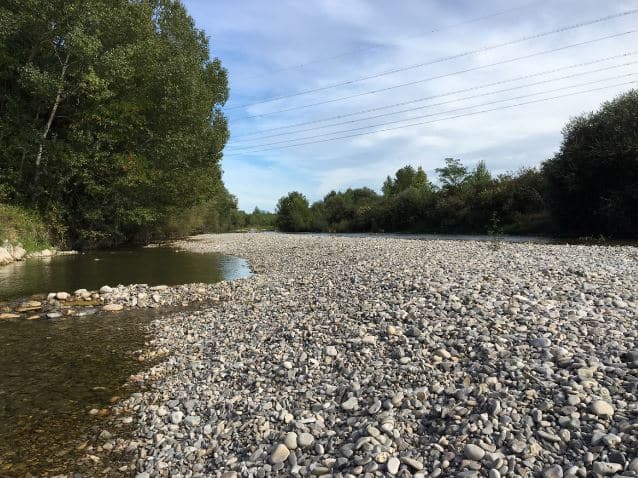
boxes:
[184,0,638,210]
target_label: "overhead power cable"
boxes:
[237,0,546,81]
[230,73,637,149]
[227,8,638,110]
[232,54,637,141]
[233,29,638,120]
[224,80,637,155]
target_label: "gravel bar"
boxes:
[107,233,637,477]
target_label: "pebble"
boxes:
[592,462,623,475]
[543,465,563,478]
[269,444,290,464]
[96,233,638,477]
[387,456,400,474]
[464,444,485,461]
[184,415,200,427]
[590,400,614,417]
[102,303,123,311]
[170,411,183,424]
[284,432,298,450]
[530,337,552,348]
[298,432,314,448]
[341,396,358,411]
[401,457,424,470]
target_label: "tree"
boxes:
[275,191,311,232]
[0,0,232,246]
[382,165,432,196]
[543,89,638,237]
[468,161,492,190]
[435,158,468,189]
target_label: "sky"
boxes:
[182,0,638,211]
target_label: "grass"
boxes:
[0,204,52,253]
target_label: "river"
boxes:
[0,247,251,476]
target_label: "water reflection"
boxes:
[0,248,251,301]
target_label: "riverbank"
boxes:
[95,233,636,477]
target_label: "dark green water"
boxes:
[0,247,251,476]
[0,247,251,300]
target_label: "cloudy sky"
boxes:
[183,0,638,211]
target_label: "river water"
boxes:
[0,247,251,300]
[0,248,251,477]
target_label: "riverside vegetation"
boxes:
[0,0,239,249]
[276,90,638,239]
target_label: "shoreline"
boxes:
[88,233,637,477]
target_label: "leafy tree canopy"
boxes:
[382,165,432,196]
[543,89,638,237]
[275,191,311,232]
[435,158,468,190]
[0,0,231,247]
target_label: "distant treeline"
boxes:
[275,89,638,238]
[0,0,235,248]
[232,208,277,231]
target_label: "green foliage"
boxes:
[276,161,547,235]
[382,165,432,196]
[232,207,277,231]
[0,203,51,252]
[543,89,638,237]
[435,158,468,189]
[0,0,233,247]
[276,192,311,232]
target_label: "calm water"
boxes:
[0,310,154,476]
[0,247,251,476]
[0,247,251,300]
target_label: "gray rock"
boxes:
[530,337,552,348]
[341,396,358,411]
[543,465,563,478]
[284,432,298,450]
[184,415,201,427]
[298,432,314,448]
[591,400,614,417]
[464,444,485,461]
[592,462,623,475]
[387,456,400,474]
[270,444,290,464]
[170,411,183,424]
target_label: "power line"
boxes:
[227,8,638,110]
[236,0,546,82]
[225,80,637,155]
[232,54,637,141]
[230,73,637,149]
[232,29,638,120]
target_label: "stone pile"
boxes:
[88,234,637,477]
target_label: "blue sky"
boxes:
[183,0,638,211]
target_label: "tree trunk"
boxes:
[35,52,70,170]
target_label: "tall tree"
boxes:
[275,191,311,232]
[0,0,231,246]
[543,89,638,237]
[382,165,432,196]
[435,158,468,189]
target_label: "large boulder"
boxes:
[0,247,14,266]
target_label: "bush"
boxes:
[0,203,51,252]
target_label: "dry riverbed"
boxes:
[88,233,637,477]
